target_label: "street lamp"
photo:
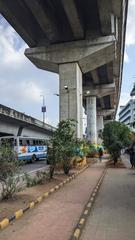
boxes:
[54,86,70,119]
[40,94,46,124]
[64,86,70,119]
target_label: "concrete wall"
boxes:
[0,120,51,139]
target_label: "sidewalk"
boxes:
[0,162,106,240]
[80,156,135,240]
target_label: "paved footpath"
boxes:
[0,162,106,240]
[80,156,135,240]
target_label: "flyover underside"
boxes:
[0,115,53,138]
[0,0,128,141]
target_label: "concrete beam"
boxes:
[110,94,115,109]
[111,0,123,17]
[100,98,105,109]
[97,109,115,116]
[106,62,113,83]
[0,0,35,47]
[61,0,84,39]
[83,83,116,98]
[91,70,100,84]
[24,0,59,42]
[79,43,115,73]
[97,0,115,35]
[25,35,116,74]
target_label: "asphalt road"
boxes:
[20,159,49,174]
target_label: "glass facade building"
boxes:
[119,99,135,127]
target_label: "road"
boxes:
[20,159,49,174]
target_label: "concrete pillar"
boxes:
[59,62,83,138]
[97,115,104,144]
[86,96,97,144]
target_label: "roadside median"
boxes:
[0,164,89,230]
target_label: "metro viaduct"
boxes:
[0,104,55,138]
[0,0,128,143]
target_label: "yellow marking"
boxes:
[37,196,42,203]
[29,202,35,208]
[50,188,55,193]
[90,197,94,202]
[84,210,88,215]
[79,218,85,225]
[74,228,80,238]
[59,182,63,186]
[44,192,49,197]
[87,202,92,208]
[92,193,96,197]
[15,209,23,219]
[0,218,9,229]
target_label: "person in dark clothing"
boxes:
[98,147,103,162]
[127,142,135,168]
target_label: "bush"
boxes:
[0,142,22,200]
[87,144,98,157]
[103,121,131,164]
[48,120,77,178]
[23,171,48,187]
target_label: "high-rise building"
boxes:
[119,84,135,129]
[119,99,135,127]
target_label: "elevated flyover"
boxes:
[0,104,55,138]
[0,0,128,142]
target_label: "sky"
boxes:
[0,1,135,127]
[120,0,135,106]
[0,15,59,127]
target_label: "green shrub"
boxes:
[48,119,76,178]
[0,142,22,200]
[103,121,131,164]
[23,171,48,187]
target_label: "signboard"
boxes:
[42,106,46,112]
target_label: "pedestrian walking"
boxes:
[98,147,103,162]
[127,142,135,168]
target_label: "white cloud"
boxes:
[123,0,135,62]
[126,0,135,46]
[0,17,59,126]
[124,50,130,63]
[119,92,130,106]
[0,23,27,67]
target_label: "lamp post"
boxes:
[40,94,46,124]
[54,86,69,119]
[64,85,69,119]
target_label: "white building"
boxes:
[119,99,135,127]
[119,84,135,129]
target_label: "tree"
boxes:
[48,119,76,178]
[102,121,131,164]
[0,142,22,199]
